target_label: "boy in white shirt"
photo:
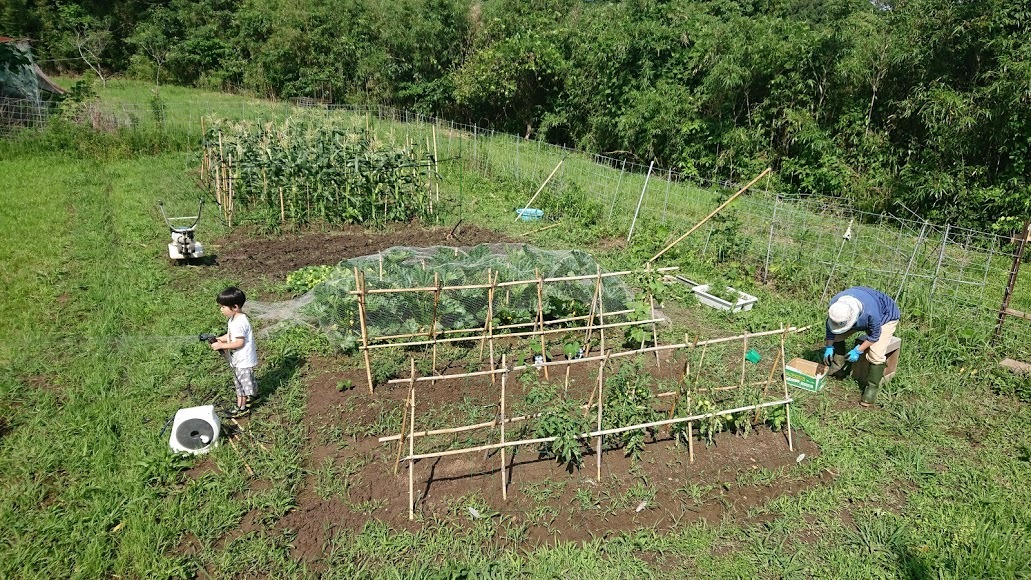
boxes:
[212,287,258,416]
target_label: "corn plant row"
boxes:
[201,114,436,228]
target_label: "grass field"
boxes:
[1,80,1029,578]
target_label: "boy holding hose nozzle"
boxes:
[204,287,259,417]
[822,286,900,407]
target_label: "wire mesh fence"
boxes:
[7,96,1025,336]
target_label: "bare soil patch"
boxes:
[275,351,823,562]
[209,221,515,288]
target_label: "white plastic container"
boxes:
[692,284,758,313]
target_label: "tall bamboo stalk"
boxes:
[500,354,508,500]
[408,382,416,520]
[780,326,793,451]
[356,268,374,393]
[596,356,606,481]
[535,269,549,379]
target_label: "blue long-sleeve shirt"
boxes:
[825,286,900,342]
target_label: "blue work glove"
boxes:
[822,346,834,364]
[847,346,863,363]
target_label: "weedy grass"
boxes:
[1,81,1030,577]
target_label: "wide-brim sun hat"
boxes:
[828,296,861,334]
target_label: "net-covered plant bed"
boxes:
[297,244,635,352]
[203,114,435,227]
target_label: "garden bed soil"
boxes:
[210,221,515,287]
[267,352,823,564]
[180,224,827,567]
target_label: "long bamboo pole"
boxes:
[500,354,508,500]
[385,325,811,383]
[356,268,375,393]
[348,267,679,295]
[374,307,636,342]
[379,378,786,443]
[394,359,416,475]
[365,316,667,350]
[648,263,660,367]
[516,158,564,221]
[536,269,549,379]
[627,160,655,242]
[649,167,772,264]
[583,268,602,357]
[408,382,416,520]
[596,356,606,481]
[780,326,794,451]
[430,272,441,373]
[399,399,793,463]
[754,347,783,423]
[598,267,607,354]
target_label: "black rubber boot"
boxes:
[828,341,849,378]
[860,363,886,407]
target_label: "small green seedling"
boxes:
[336,379,354,392]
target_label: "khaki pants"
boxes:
[833,320,898,365]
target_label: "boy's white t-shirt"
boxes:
[227,313,257,369]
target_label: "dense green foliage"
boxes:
[204,115,435,228]
[3,0,1029,229]
[303,245,631,352]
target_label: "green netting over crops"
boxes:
[292,244,635,352]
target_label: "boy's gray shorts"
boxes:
[232,366,258,398]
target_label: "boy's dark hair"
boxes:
[217,287,246,309]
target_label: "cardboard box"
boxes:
[785,358,828,392]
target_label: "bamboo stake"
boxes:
[500,355,508,501]
[356,268,374,393]
[583,267,602,356]
[279,187,285,223]
[399,399,792,463]
[780,326,794,451]
[648,263,660,367]
[373,307,636,342]
[754,348,783,423]
[596,356,606,481]
[479,269,491,359]
[649,167,772,264]
[564,365,571,398]
[519,222,563,237]
[227,154,234,229]
[347,267,678,295]
[217,131,225,218]
[381,380,782,443]
[225,433,254,476]
[740,332,748,389]
[668,337,697,419]
[598,267,607,354]
[395,359,416,475]
[408,382,416,520]
[627,160,655,242]
[430,272,441,373]
[535,269,549,379]
[488,272,498,381]
[516,159,564,221]
[384,325,810,383]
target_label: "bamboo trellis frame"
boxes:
[380,326,803,516]
[350,265,680,392]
